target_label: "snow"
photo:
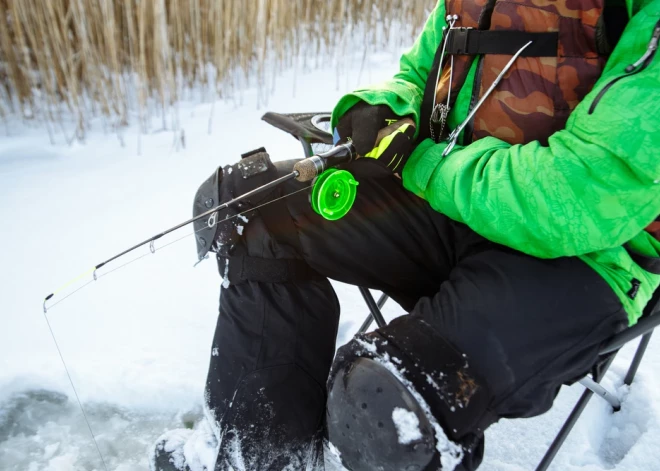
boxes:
[221,258,230,289]
[0,44,659,471]
[153,429,190,470]
[392,407,423,445]
[151,420,218,471]
[326,442,342,461]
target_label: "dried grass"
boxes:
[0,0,434,141]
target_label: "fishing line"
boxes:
[43,279,97,312]
[42,311,110,471]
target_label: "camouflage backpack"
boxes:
[424,0,609,146]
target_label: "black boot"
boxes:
[326,316,492,471]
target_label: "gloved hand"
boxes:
[335,102,415,173]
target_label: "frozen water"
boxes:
[0,388,195,470]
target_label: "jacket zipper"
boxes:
[589,21,660,114]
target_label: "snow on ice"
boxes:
[0,45,659,471]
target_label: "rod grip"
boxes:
[294,156,323,182]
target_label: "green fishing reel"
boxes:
[310,169,359,221]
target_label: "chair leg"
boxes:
[357,292,389,333]
[538,327,655,469]
[357,287,388,329]
[623,331,653,386]
[535,355,616,471]
[578,376,621,411]
[535,387,596,471]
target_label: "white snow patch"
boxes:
[426,373,440,390]
[222,259,230,289]
[355,338,378,354]
[182,420,219,471]
[212,348,219,357]
[223,432,248,471]
[392,407,422,444]
[153,428,191,470]
[327,441,342,460]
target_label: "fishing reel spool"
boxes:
[310,168,359,221]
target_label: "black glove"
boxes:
[335,102,415,173]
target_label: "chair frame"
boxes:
[291,117,660,471]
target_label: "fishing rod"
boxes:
[43,118,413,312]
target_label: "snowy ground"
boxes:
[1,49,658,471]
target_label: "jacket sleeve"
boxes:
[330,2,447,132]
[402,9,660,259]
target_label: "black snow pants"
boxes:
[205,158,628,470]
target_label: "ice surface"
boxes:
[392,407,423,444]
[0,43,658,471]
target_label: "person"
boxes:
[152,0,660,469]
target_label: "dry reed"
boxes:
[0,0,434,142]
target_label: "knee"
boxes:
[192,148,299,263]
[326,316,494,471]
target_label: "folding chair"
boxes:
[262,111,660,471]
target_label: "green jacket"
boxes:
[332,0,660,324]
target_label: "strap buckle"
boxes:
[447,27,474,55]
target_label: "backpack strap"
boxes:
[418,38,450,143]
[444,29,558,56]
